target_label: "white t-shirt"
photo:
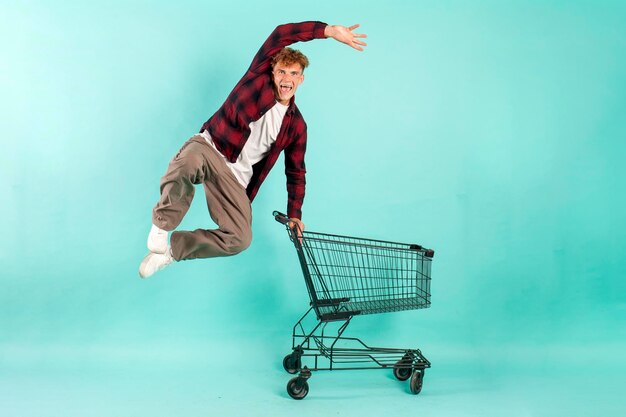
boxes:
[201,101,289,188]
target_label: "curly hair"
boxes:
[271,47,310,72]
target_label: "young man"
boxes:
[139,21,367,278]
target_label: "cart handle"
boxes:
[273,211,290,225]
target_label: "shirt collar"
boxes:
[286,96,296,114]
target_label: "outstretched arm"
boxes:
[324,24,368,51]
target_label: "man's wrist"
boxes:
[324,25,336,38]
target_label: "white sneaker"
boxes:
[139,247,174,279]
[147,224,169,254]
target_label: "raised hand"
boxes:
[325,24,368,51]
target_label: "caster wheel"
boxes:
[393,366,412,381]
[287,377,309,400]
[283,354,301,374]
[410,370,424,395]
[393,353,413,381]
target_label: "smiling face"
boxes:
[272,61,304,105]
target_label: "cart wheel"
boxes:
[287,377,309,400]
[393,354,413,381]
[410,370,424,395]
[283,354,301,374]
[393,366,412,381]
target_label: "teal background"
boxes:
[1,0,625,415]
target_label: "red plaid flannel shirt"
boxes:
[200,21,328,219]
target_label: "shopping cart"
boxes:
[273,211,435,400]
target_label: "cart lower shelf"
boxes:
[282,307,431,399]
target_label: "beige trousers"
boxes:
[152,135,252,261]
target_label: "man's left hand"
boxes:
[325,24,368,51]
[289,218,305,241]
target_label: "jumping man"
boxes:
[139,22,367,278]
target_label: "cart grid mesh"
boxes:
[293,231,432,318]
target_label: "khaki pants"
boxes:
[152,135,252,261]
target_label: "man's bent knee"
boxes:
[226,232,252,255]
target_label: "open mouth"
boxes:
[279,83,293,95]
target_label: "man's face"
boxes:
[272,61,304,105]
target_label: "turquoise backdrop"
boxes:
[1,0,624,416]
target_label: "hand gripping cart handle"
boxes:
[273,211,435,400]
